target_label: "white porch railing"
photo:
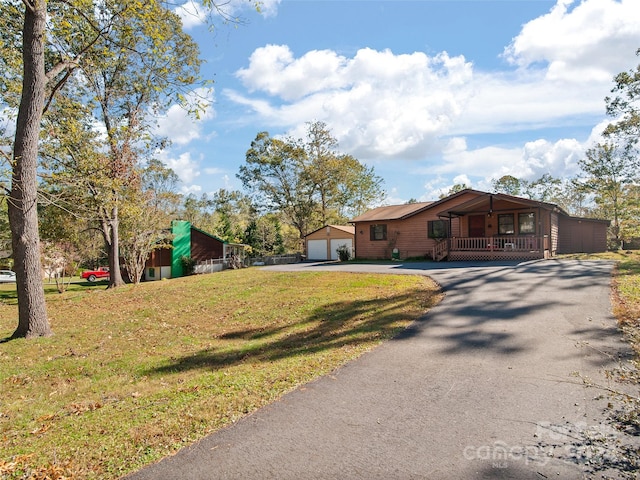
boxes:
[450,236,545,252]
[195,258,227,274]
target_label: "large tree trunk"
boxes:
[9,0,51,338]
[101,204,125,289]
[107,204,125,288]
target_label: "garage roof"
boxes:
[304,225,355,238]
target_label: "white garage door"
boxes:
[330,239,353,260]
[307,239,328,260]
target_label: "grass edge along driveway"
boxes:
[0,269,442,479]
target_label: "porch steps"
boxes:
[432,240,448,262]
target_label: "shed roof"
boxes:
[191,224,248,247]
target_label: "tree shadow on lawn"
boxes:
[147,291,438,376]
[0,287,17,304]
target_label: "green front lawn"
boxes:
[0,269,441,479]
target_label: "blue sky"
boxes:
[156,0,640,205]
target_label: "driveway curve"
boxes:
[127,260,632,479]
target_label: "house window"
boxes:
[428,220,448,239]
[519,212,535,234]
[370,224,387,241]
[498,214,515,235]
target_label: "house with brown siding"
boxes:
[351,189,609,261]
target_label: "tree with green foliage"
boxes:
[0,0,241,338]
[440,183,469,198]
[615,184,640,246]
[180,193,215,231]
[492,175,521,196]
[558,50,640,247]
[305,121,341,224]
[520,174,584,215]
[243,213,285,256]
[238,131,315,244]
[605,48,640,144]
[37,197,87,292]
[520,173,561,201]
[119,161,180,284]
[304,121,385,221]
[142,159,182,219]
[576,142,638,248]
[73,1,202,289]
[238,124,385,245]
[211,189,254,243]
[335,154,385,219]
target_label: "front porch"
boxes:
[433,235,550,261]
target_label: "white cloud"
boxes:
[429,134,586,188]
[228,0,639,169]
[175,1,208,29]
[181,184,202,194]
[233,46,473,158]
[154,88,215,146]
[158,151,201,185]
[521,138,584,178]
[504,0,640,82]
[175,0,281,29]
[452,174,472,187]
[438,140,524,178]
[453,70,605,136]
[256,0,281,18]
[208,0,640,205]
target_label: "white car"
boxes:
[0,270,16,283]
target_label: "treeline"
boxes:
[1,121,384,288]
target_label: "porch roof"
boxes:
[437,192,564,218]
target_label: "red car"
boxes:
[81,267,110,282]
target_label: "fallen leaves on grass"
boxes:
[0,454,77,479]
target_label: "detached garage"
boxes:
[557,216,610,254]
[305,225,355,261]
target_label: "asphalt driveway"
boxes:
[127,259,634,479]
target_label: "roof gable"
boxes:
[327,224,355,235]
[304,224,356,237]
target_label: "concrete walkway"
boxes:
[127,260,633,479]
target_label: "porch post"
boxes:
[538,206,542,254]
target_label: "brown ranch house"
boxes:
[351,189,609,262]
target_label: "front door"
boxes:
[469,215,485,237]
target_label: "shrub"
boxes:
[180,255,196,275]
[336,244,351,262]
